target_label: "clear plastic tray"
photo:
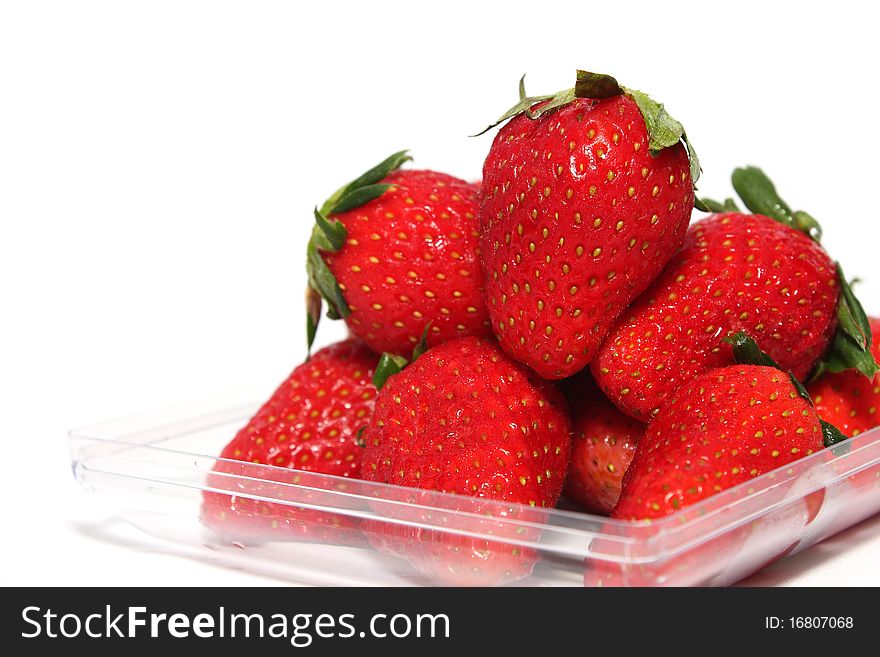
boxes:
[68,386,880,586]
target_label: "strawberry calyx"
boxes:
[730,166,824,242]
[723,331,847,447]
[694,197,740,213]
[821,420,848,447]
[703,167,878,381]
[305,150,412,351]
[723,331,811,401]
[372,324,431,391]
[474,69,700,184]
[815,264,879,381]
[372,353,408,391]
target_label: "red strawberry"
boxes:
[587,335,849,586]
[593,167,877,420]
[590,335,845,586]
[479,70,698,379]
[307,151,490,356]
[563,372,643,514]
[201,339,378,540]
[360,336,572,585]
[612,336,837,521]
[809,317,880,437]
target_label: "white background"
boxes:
[2,0,879,586]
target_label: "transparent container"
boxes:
[68,386,880,586]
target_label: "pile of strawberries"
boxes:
[201,70,880,585]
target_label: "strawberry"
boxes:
[585,334,848,586]
[593,167,877,420]
[809,317,880,437]
[360,336,572,584]
[201,339,378,540]
[478,70,698,379]
[563,372,643,514]
[306,151,490,357]
[612,333,844,521]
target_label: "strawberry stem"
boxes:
[573,70,623,98]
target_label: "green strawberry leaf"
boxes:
[731,166,823,242]
[813,266,879,381]
[305,287,322,355]
[821,420,849,448]
[792,210,822,239]
[313,207,347,251]
[473,70,699,184]
[723,331,783,369]
[682,133,701,186]
[305,150,410,351]
[320,150,410,215]
[622,87,700,184]
[623,88,684,152]
[411,322,432,361]
[471,88,554,137]
[331,183,395,215]
[305,226,350,350]
[836,264,871,349]
[525,89,576,120]
[695,197,741,213]
[373,352,408,391]
[306,236,350,317]
[723,331,812,404]
[355,426,368,448]
[693,197,711,212]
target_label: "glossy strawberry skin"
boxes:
[809,318,880,437]
[323,170,490,356]
[217,339,377,475]
[613,364,824,521]
[481,94,693,379]
[593,213,839,420]
[362,336,571,505]
[201,339,378,538]
[563,373,643,514]
[360,336,571,584]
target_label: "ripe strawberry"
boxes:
[360,336,572,584]
[588,335,849,586]
[612,334,841,521]
[593,167,877,420]
[478,70,698,379]
[809,317,880,437]
[563,372,643,514]
[201,339,378,540]
[307,151,490,357]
